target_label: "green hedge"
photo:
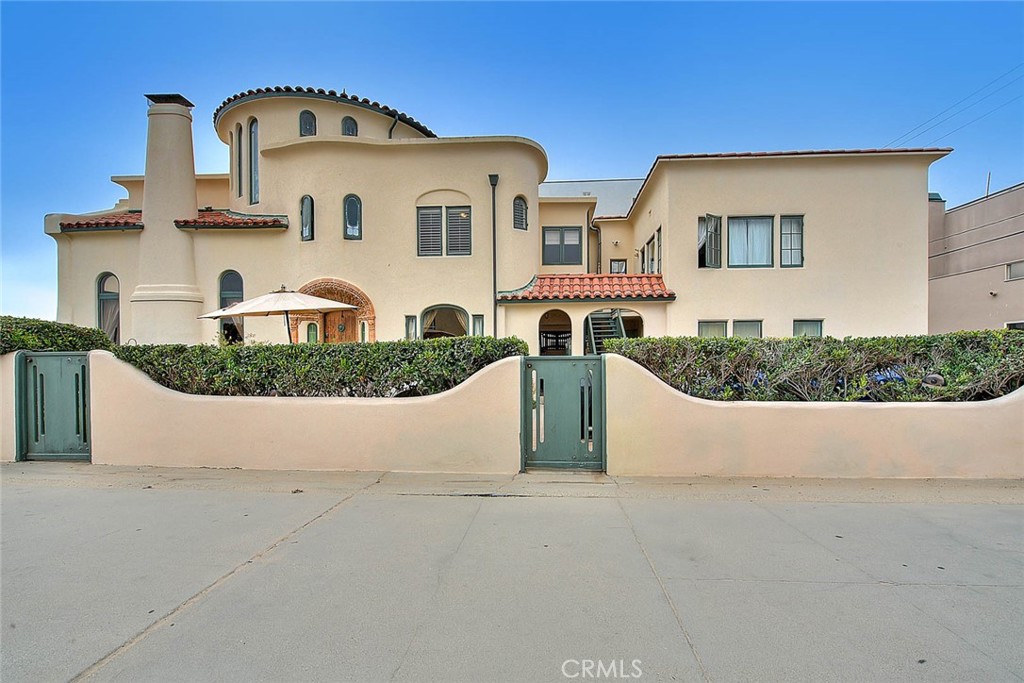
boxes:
[113,336,528,398]
[0,316,114,355]
[603,330,1024,402]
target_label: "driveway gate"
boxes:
[521,356,605,470]
[16,352,91,461]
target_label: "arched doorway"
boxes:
[539,309,571,356]
[290,278,375,343]
[421,305,469,339]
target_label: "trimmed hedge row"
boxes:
[603,331,1024,402]
[113,336,529,398]
[0,316,114,355]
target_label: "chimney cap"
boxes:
[145,93,195,108]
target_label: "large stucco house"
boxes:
[46,87,950,354]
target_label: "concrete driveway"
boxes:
[1,463,1021,682]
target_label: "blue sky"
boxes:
[2,1,1022,319]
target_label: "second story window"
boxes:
[248,119,259,204]
[698,214,721,268]
[542,227,582,265]
[344,194,362,240]
[299,110,317,137]
[781,216,804,267]
[728,216,773,268]
[610,259,627,274]
[301,195,314,241]
[513,196,528,230]
[417,205,472,256]
[234,124,243,198]
[446,206,472,256]
[342,116,358,136]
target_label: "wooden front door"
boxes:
[325,309,359,343]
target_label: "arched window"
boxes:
[300,195,314,241]
[248,119,259,204]
[344,194,362,240]
[97,273,120,344]
[299,110,317,137]
[513,196,528,231]
[420,305,469,339]
[306,323,319,343]
[342,116,358,136]
[219,270,244,343]
[234,123,243,198]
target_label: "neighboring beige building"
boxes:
[928,183,1024,333]
[46,87,950,353]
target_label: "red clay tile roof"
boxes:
[174,210,288,229]
[499,274,675,302]
[213,86,436,137]
[59,211,144,231]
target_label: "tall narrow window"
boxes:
[300,195,314,241]
[219,270,244,343]
[472,314,485,336]
[405,315,418,340]
[248,119,259,204]
[307,323,319,343]
[417,206,443,256]
[646,234,657,274]
[698,214,721,268]
[781,216,804,267]
[234,124,243,198]
[344,194,362,240]
[97,273,120,343]
[728,216,773,267]
[513,196,528,231]
[299,110,317,137]
[656,227,662,273]
[446,206,472,256]
[342,116,358,136]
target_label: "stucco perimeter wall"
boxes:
[605,354,1024,478]
[0,354,16,462]
[89,351,521,473]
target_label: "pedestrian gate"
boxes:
[521,356,605,470]
[16,352,91,461]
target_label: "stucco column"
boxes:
[129,95,203,344]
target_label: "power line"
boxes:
[885,63,1023,147]
[894,74,1023,147]
[924,94,1023,146]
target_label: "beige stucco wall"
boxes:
[621,154,942,338]
[111,174,229,211]
[0,353,16,462]
[605,354,1024,478]
[929,184,1024,332]
[88,351,522,473]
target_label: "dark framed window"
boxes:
[417,206,443,256]
[542,227,582,265]
[698,214,721,268]
[728,216,773,267]
[698,320,727,338]
[610,259,627,274]
[342,116,358,136]
[299,110,317,137]
[793,320,823,337]
[219,270,244,343]
[1007,321,1024,331]
[344,194,362,240]
[306,323,319,343]
[472,314,485,336]
[733,320,762,338]
[781,215,804,267]
[97,272,120,343]
[248,119,259,204]
[300,195,314,241]
[405,315,418,340]
[234,124,243,198]
[513,196,528,230]
[646,234,657,274]
[446,206,472,256]
[656,227,662,274]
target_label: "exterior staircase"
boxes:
[585,310,626,354]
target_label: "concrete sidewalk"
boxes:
[1,463,1021,682]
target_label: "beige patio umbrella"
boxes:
[199,286,357,344]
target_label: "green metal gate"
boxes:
[521,356,605,470]
[16,352,91,461]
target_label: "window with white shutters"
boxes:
[446,206,472,256]
[417,206,443,256]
